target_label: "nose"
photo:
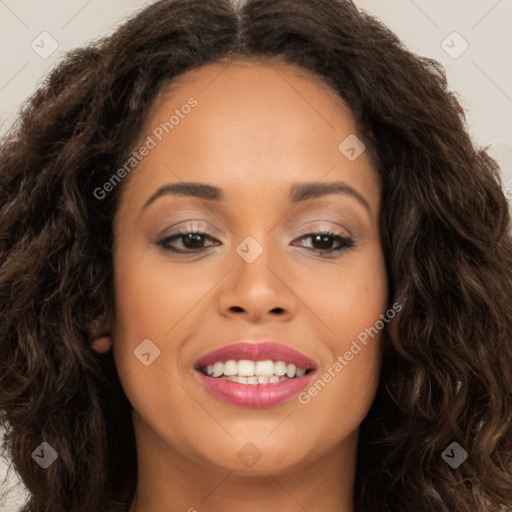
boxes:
[216,239,298,323]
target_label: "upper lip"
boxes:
[194,341,318,370]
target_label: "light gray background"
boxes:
[1,0,511,509]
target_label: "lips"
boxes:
[194,341,317,370]
[194,341,318,408]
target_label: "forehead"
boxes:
[148,58,356,142]
[118,59,379,212]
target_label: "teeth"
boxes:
[203,359,309,380]
[212,362,223,377]
[223,360,237,376]
[274,361,287,376]
[254,360,275,376]
[286,363,296,378]
[237,359,255,376]
[224,375,290,384]
[227,376,248,384]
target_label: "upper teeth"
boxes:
[205,360,307,379]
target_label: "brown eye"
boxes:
[156,228,355,256]
[291,230,355,254]
[157,230,220,253]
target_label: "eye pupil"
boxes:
[183,233,205,249]
[312,234,334,250]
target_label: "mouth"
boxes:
[194,341,317,408]
[197,359,314,383]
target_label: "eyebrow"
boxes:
[289,181,371,213]
[141,181,371,214]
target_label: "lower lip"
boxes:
[196,371,315,408]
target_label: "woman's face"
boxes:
[111,59,388,476]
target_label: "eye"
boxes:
[156,226,355,255]
[291,229,355,255]
[156,227,220,253]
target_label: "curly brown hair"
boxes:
[1,0,511,511]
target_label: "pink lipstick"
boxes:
[194,341,317,408]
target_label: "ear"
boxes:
[92,335,112,353]
[90,313,113,353]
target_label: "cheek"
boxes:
[110,252,202,437]
[296,339,382,455]
[296,246,387,442]
[306,243,388,341]
[297,279,387,450]
[112,248,213,342]
[110,251,178,382]
[110,249,228,397]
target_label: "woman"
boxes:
[1,0,511,511]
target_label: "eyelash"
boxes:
[156,225,356,256]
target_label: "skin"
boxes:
[97,58,388,512]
